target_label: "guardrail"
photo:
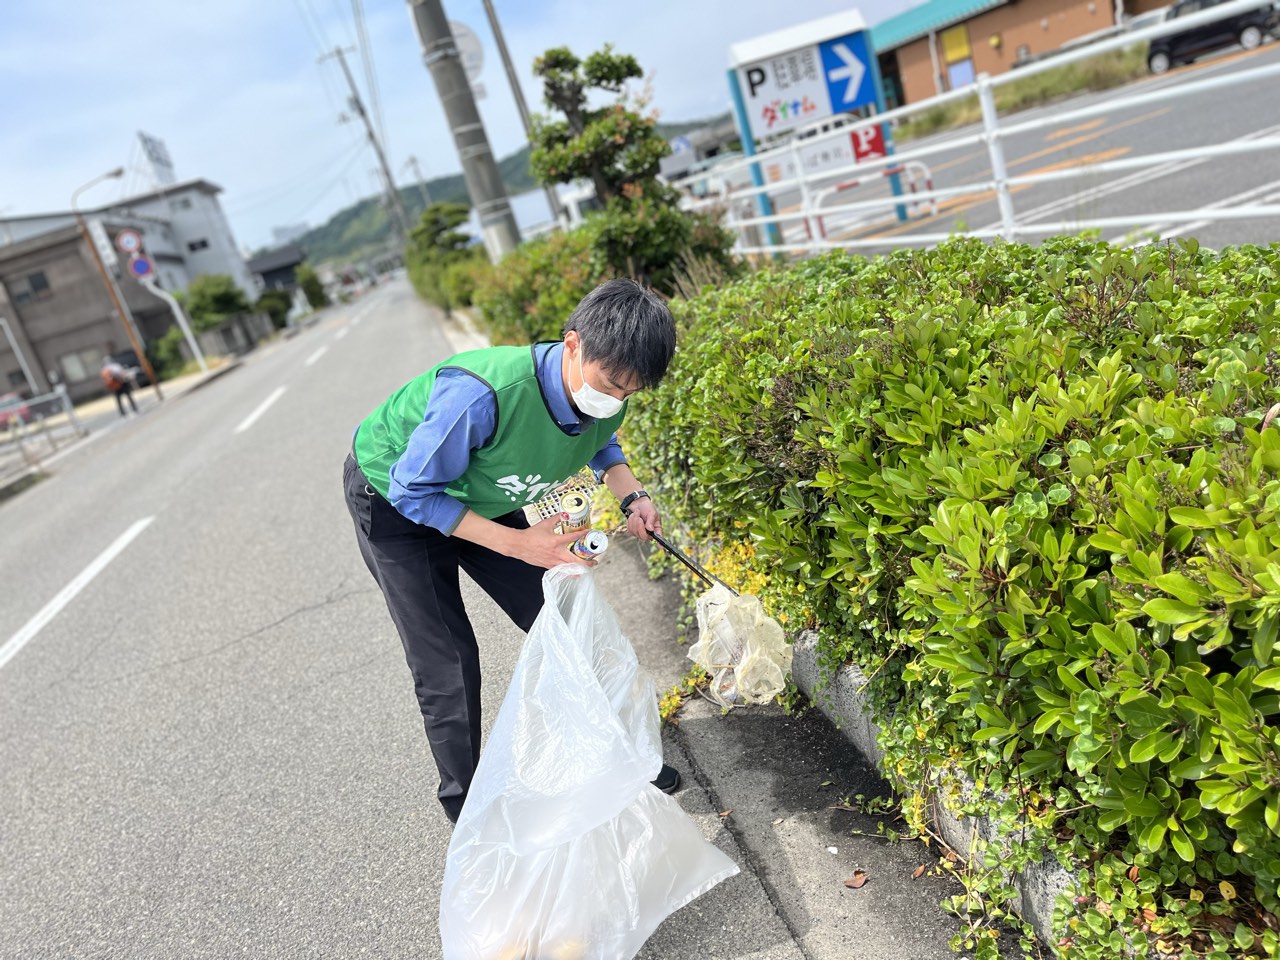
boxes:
[0,384,88,484]
[668,0,1280,257]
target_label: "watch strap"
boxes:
[620,489,649,515]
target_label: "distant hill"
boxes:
[288,113,733,266]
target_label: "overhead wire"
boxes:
[223,141,368,214]
[350,0,389,159]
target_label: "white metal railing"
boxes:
[669,0,1280,256]
[0,384,88,481]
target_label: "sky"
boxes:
[0,0,922,251]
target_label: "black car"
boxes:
[1147,0,1280,73]
[110,348,152,387]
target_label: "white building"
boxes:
[0,178,255,300]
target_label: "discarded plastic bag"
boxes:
[439,564,739,960]
[690,584,792,708]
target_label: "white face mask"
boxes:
[572,345,624,418]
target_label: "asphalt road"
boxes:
[796,41,1280,252]
[4,282,879,960]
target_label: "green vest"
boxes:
[353,345,626,520]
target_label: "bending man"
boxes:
[344,278,679,823]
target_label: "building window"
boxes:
[60,347,104,384]
[170,197,193,211]
[7,369,25,390]
[187,238,210,252]
[9,271,51,305]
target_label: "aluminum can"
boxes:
[568,530,609,560]
[559,491,591,531]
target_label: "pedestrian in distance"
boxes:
[344,278,681,824]
[100,356,138,417]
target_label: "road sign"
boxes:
[450,21,484,82]
[115,229,143,254]
[730,11,877,141]
[128,254,154,279]
[850,123,885,162]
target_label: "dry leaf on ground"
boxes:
[844,870,869,889]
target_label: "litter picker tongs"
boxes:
[648,530,740,597]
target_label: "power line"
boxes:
[289,143,372,221]
[225,141,367,214]
[319,46,410,240]
[350,0,388,158]
[289,0,330,53]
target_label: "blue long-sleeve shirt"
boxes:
[384,342,626,534]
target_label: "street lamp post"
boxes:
[71,168,163,401]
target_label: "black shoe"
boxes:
[652,763,681,795]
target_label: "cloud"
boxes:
[0,0,919,250]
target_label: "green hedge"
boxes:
[625,237,1280,958]
[473,227,600,344]
[472,203,738,346]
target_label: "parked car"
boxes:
[0,390,30,428]
[1147,0,1280,73]
[109,349,151,387]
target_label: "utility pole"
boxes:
[407,0,520,262]
[481,0,565,229]
[71,168,162,400]
[75,213,163,401]
[321,46,412,243]
[404,155,432,214]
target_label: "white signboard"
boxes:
[87,218,118,272]
[138,131,176,186]
[732,26,877,141]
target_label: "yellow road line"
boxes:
[849,105,1168,241]
[1046,118,1106,141]
[848,147,1131,241]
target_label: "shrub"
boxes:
[441,252,489,310]
[255,289,292,329]
[297,263,328,310]
[150,326,187,380]
[183,274,251,332]
[624,237,1280,957]
[472,227,600,344]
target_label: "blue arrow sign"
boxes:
[819,31,876,113]
[128,254,154,279]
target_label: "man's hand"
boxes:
[516,515,598,569]
[625,497,661,542]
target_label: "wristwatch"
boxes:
[619,489,650,515]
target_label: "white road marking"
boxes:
[335,327,348,341]
[233,386,287,435]
[0,516,156,671]
[305,346,328,367]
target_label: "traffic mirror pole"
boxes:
[141,278,207,374]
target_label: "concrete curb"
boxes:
[790,631,1075,946]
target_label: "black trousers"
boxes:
[113,384,137,415]
[343,453,544,822]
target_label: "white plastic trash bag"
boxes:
[439,564,739,960]
[690,584,792,708]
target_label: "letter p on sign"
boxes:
[851,124,885,162]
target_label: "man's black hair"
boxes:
[562,278,676,389]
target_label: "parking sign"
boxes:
[734,25,877,140]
